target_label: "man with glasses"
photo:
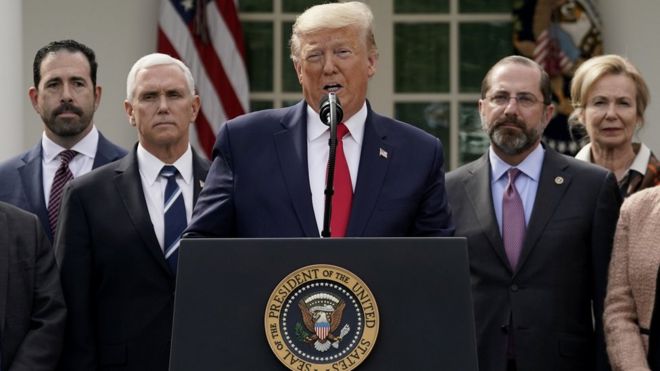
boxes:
[446,56,621,371]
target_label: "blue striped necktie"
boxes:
[160,165,186,275]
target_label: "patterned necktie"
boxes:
[161,165,187,274]
[48,149,78,236]
[330,123,353,237]
[502,168,526,270]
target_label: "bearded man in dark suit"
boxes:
[0,40,126,242]
[446,55,621,371]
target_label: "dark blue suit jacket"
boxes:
[186,100,454,237]
[55,147,209,371]
[0,132,127,242]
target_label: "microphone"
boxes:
[319,93,343,126]
[318,93,344,238]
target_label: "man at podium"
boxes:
[185,2,454,239]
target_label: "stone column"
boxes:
[0,0,23,160]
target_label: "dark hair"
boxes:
[481,55,552,105]
[33,39,98,88]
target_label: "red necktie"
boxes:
[48,149,77,236]
[330,123,352,237]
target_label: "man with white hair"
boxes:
[55,53,209,370]
[186,1,454,238]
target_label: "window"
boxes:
[239,0,512,169]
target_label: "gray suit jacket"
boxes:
[0,202,66,370]
[0,132,127,242]
[446,147,621,371]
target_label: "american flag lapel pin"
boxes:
[379,147,388,159]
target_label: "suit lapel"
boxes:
[113,150,172,277]
[273,102,319,237]
[191,150,210,204]
[0,210,8,334]
[347,109,391,236]
[462,155,512,270]
[516,149,571,270]
[92,132,124,168]
[17,144,50,239]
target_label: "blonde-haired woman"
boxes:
[604,186,660,370]
[570,54,660,197]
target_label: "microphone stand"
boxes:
[321,96,339,238]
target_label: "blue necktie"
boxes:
[161,165,186,274]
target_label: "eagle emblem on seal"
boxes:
[297,292,351,352]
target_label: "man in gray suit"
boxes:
[446,56,621,371]
[0,40,126,242]
[0,201,66,370]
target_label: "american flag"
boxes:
[157,0,249,158]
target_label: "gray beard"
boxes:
[490,126,538,156]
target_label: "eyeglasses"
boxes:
[486,93,544,108]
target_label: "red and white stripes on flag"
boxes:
[158,0,249,159]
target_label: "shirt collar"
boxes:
[42,125,99,163]
[630,142,651,175]
[489,143,545,183]
[137,143,193,186]
[575,142,651,175]
[307,101,367,146]
[575,142,592,162]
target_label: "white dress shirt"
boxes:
[489,144,545,234]
[307,102,367,235]
[42,126,99,208]
[137,143,194,251]
[575,141,652,177]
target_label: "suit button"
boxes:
[510,284,519,292]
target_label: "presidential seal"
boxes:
[265,264,379,371]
